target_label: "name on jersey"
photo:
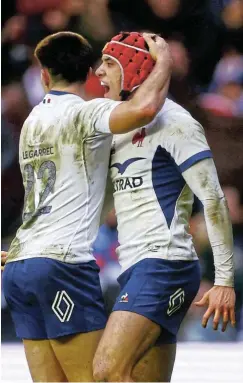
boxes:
[114,177,143,191]
[22,147,54,159]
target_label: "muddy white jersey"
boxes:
[110,98,213,272]
[7,90,120,264]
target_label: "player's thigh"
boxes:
[34,259,106,381]
[51,329,103,382]
[132,342,176,382]
[23,339,67,382]
[93,310,161,380]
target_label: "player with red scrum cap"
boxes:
[93,32,236,382]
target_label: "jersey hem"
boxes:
[119,252,198,274]
[5,253,95,264]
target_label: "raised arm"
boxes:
[109,34,172,134]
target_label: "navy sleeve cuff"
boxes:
[179,150,213,173]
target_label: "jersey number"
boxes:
[23,160,56,221]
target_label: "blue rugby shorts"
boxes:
[2,258,107,339]
[113,258,201,343]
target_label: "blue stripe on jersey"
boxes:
[49,90,76,96]
[152,146,185,228]
[179,150,213,173]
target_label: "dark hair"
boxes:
[34,31,94,83]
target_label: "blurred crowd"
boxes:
[2,0,243,342]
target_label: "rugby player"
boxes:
[2,31,172,382]
[93,32,236,382]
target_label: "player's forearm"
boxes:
[203,196,234,287]
[109,101,155,134]
[109,56,172,134]
[182,159,234,287]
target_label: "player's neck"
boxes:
[51,82,86,99]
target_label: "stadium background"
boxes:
[1,0,243,381]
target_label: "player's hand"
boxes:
[143,33,172,66]
[1,251,8,271]
[195,286,236,332]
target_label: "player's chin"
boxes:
[104,91,113,100]
[104,90,121,101]
[103,85,110,98]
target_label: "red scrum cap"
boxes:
[102,32,156,99]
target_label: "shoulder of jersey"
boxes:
[161,98,192,117]
[162,98,204,138]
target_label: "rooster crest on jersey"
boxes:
[119,292,129,303]
[132,127,146,147]
[102,32,155,100]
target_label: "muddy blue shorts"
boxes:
[2,258,107,339]
[113,258,200,343]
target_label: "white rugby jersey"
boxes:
[7,91,120,264]
[110,98,213,272]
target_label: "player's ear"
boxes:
[41,67,51,92]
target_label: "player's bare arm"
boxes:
[1,251,7,271]
[107,34,172,134]
[182,158,236,332]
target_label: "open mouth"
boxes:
[101,81,110,95]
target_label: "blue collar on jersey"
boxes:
[49,90,76,96]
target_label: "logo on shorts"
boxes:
[167,288,185,316]
[52,290,74,322]
[119,292,129,303]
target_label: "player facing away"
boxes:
[93,32,236,382]
[2,32,172,382]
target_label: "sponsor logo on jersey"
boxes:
[114,176,143,191]
[110,157,145,175]
[52,290,74,322]
[132,128,146,147]
[167,288,185,316]
[119,292,129,303]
